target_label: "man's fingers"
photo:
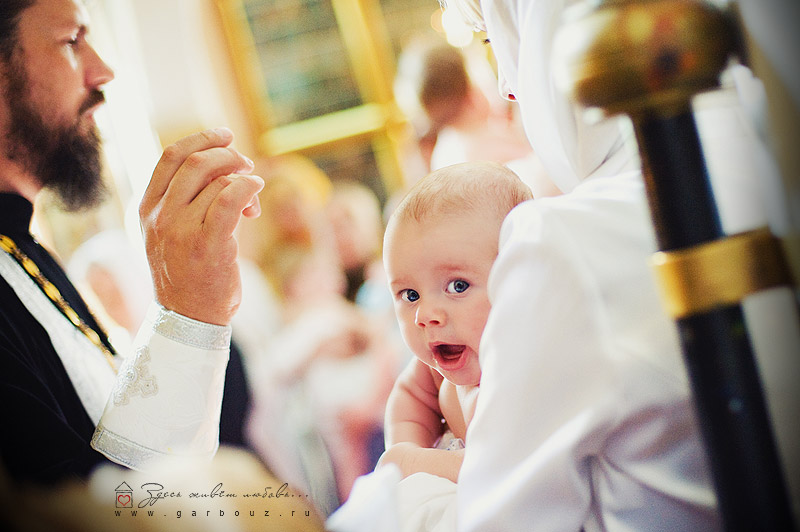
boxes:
[241,193,262,219]
[200,175,265,242]
[140,128,237,214]
[161,146,254,211]
[188,172,257,220]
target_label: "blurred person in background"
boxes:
[67,229,152,353]
[393,36,559,199]
[325,181,384,303]
[238,159,402,516]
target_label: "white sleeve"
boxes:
[457,195,718,531]
[457,207,615,532]
[90,302,229,470]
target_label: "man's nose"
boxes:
[85,44,115,89]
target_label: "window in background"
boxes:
[215,0,445,205]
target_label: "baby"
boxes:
[378,160,532,482]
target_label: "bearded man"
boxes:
[0,0,263,484]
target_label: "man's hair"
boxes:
[392,161,532,226]
[0,0,35,62]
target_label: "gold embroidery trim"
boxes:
[651,228,794,319]
[0,233,116,368]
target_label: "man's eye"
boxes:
[401,289,420,303]
[66,27,86,47]
[447,280,469,294]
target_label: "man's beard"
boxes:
[2,55,108,212]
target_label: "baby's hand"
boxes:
[377,442,464,483]
[376,442,420,478]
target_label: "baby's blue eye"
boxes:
[447,280,469,294]
[401,289,420,303]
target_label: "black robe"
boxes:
[0,193,113,484]
[0,193,252,485]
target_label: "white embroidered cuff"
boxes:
[91,303,230,470]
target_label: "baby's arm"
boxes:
[385,358,444,447]
[379,358,465,482]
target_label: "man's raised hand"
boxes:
[139,128,264,325]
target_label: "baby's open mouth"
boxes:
[433,344,467,368]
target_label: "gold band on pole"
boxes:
[651,228,794,319]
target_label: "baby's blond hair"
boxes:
[391,161,532,226]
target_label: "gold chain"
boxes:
[0,233,116,368]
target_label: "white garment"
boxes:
[92,302,230,470]
[328,465,457,532]
[452,2,714,529]
[480,0,633,194]
[454,0,800,529]
[0,251,116,424]
[1,240,229,470]
[459,173,720,531]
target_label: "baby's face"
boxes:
[384,209,500,386]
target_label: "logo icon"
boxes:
[115,482,133,508]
